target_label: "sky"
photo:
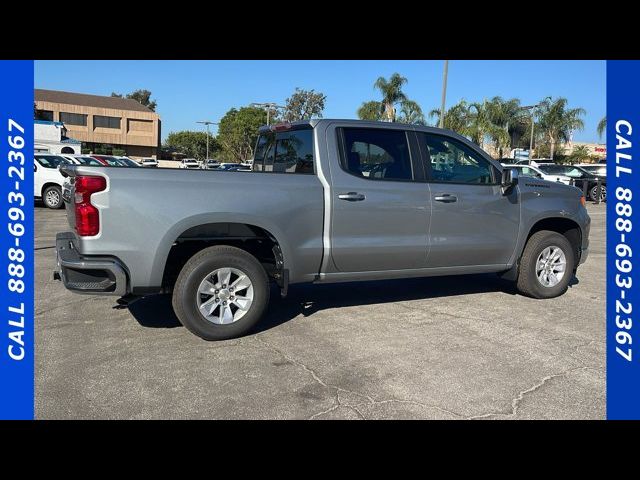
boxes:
[35,60,606,143]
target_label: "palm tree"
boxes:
[429,101,472,134]
[357,73,409,122]
[357,101,383,121]
[397,100,426,125]
[374,73,408,122]
[597,116,606,139]
[536,97,586,160]
[484,97,526,158]
[570,145,591,163]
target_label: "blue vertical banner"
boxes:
[607,61,640,419]
[0,61,34,419]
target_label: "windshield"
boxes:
[538,165,587,177]
[35,155,67,168]
[75,156,103,166]
[120,158,140,167]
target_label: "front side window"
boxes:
[60,112,88,126]
[94,115,121,129]
[421,133,495,184]
[253,129,314,174]
[340,128,413,181]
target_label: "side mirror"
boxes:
[501,167,518,195]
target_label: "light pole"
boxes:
[439,60,449,129]
[196,120,218,160]
[250,102,284,126]
[519,104,540,157]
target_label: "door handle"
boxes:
[434,194,457,203]
[338,192,366,202]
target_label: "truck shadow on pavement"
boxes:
[126,273,580,334]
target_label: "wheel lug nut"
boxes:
[223,301,227,305]
[214,290,219,294]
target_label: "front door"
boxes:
[418,132,520,268]
[328,126,431,272]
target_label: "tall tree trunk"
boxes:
[384,102,395,122]
[550,139,556,160]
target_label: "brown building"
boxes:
[34,89,161,159]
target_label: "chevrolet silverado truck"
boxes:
[54,120,591,340]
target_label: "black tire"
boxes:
[172,245,270,340]
[589,184,606,202]
[43,185,63,209]
[516,230,575,299]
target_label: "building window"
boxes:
[60,112,88,126]
[94,115,121,129]
[35,110,53,121]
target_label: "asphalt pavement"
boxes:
[35,203,606,419]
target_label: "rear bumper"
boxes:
[54,232,129,296]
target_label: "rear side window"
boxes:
[339,128,413,181]
[421,133,496,184]
[253,129,314,174]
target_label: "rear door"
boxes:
[328,126,431,272]
[417,132,520,268]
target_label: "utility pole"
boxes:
[250,102,284,126]
[439,60,449,129]
[196,120,218,160]
[518,105,540,158]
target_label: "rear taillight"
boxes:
[74,175,106,236]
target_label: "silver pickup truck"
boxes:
[55,120,590,340]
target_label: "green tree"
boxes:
[570,145,591,163]
[111,89,157,112]
[429,101,473,135]
[358,73,412,122]
[535,97,586,160]
[597,116,606,139]
[283,88,326,122]
[163,131,219,160]
[483,96,526,158]
[217,106,267,162]
[397,100,426,125]
[357,100,383,121]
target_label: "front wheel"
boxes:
[172,245,270,340]
[516,230,575,299]
[43,185,63,209]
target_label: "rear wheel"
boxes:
[43,185,63,209]
[589,184,606,202]
[516,230,575,299]
[172,245,270,340]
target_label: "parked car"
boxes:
[54,120,591,341]
[204,159,221,170]
[34,154,68,209]
[537,164,606,201]
[139,158,159,168]
[215,163,244,171]
[179,158,201,169]
[503,164,572,185]
[576,164,606,177]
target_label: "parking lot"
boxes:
[35,204,606,419]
